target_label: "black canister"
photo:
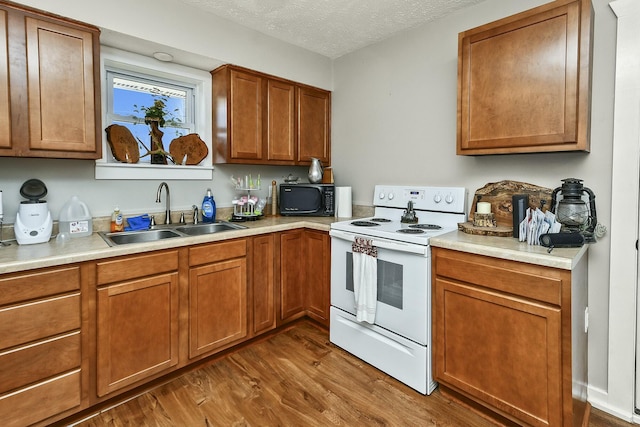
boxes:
[512,194,529,238]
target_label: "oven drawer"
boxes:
[330,307,436,395]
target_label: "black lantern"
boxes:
[550,178,597,242]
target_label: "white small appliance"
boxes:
[14,179,53,245]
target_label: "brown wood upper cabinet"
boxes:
[212,64,331,166]
[457,0,593,155]
[0,1,101,159]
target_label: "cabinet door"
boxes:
[304,230,330,326]
[0,10,9,149]
[457,0,591,155]
[96,273,179,396]
[267,79,295,162]
[25,17,98,155]
[279,230,306,323]
[434,277,563,427]
[229,69,263,160]
[297,86,330,164]
[189,258,247,358]
[251,234,276,335]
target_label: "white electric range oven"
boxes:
[329,185,467,395]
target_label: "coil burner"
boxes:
[397,228,425,234]
[351,221,380,227]
[409,224,442,230]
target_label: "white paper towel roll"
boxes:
[335,186,352,218]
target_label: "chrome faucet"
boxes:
[155,182,171,224]
[192,205,199,224]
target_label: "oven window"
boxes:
[346,253,403,309]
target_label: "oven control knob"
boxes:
[445,194,454,204]
[379,192,385,199]
[433,194,442,203]
[388,192,394,200]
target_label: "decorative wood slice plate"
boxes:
[169,134,208,165]
[105,124,140,163]
[469,180,553,227]
[458,221,513,237]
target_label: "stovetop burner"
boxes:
[409,224,442,230]
[370,218,391,223]
[351,220,380,227]
[397,228,425,234]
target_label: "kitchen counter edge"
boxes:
[0,216,342,275]
[430,230,588,270]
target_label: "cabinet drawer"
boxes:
[96,250,179,285]
[0,331,80,394]
[0,266,80,306]
[189,239,247,266]
[0,370,81,427]
[0,293,80,349]
[433,248,564,305]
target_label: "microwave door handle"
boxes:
[329,229,428,255]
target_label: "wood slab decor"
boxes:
[105,124,140,163]
[169,134,208,165]
[459,180,553,237]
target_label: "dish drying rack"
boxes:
[231,175,264,221]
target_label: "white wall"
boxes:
[332,0,620,417]
[0,0,628,419]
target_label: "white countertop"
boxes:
[430,230,588,270]
[0,216,338,275]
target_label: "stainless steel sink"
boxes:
[174,222,245,236]
[98,221,247,246]
[99,229,184,247]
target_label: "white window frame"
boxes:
[96,46,213,180]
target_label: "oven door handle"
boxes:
[329,229,429,256]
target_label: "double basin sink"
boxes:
[98,221,247,246]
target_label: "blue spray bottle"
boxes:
[202,189,216,223]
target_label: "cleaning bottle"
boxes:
[202,189,216,223]
[110,207,124,232]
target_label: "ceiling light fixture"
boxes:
[153,52,174,62]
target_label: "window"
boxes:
[97,47,213,180]
[107,73,194,163]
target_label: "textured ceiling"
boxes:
[174,0,486,58]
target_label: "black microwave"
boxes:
[279,184,335,216]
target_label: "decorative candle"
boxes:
[477,201,491,214]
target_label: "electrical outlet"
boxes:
[584,307,589,333]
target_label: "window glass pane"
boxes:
[106,71,195,164]
[346,253,403,309]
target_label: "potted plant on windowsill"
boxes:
[134,91,182,165]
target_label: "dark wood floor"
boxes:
[71,321,634,427]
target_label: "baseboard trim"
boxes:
[588,385,635,422]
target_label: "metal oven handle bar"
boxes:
[329,229,429,256]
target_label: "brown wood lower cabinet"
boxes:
[95,251,179,397]
[432,247,588,427]
[304,230,330,325]
[0,229,331,425]
[0,266,84,427]
[251,234,276,336]
[187,239,248,359]
[279,229,330,327]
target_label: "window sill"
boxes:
[95,162,214,180]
